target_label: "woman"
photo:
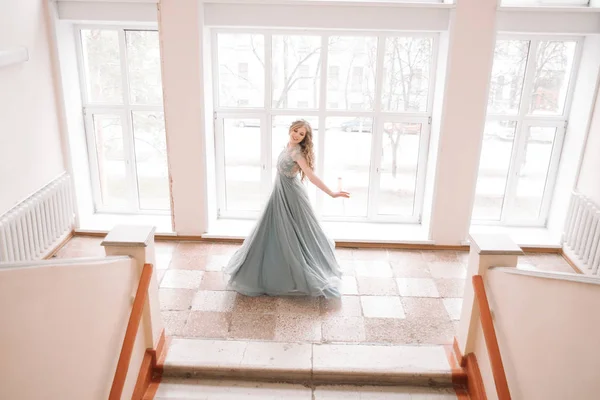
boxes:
[224,120,350,298]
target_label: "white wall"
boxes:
[472,269,600,400]
[548,35,600,234]
[0,256,147,400]
[159,0,208,235]
[577,74,600,206]
[428,0,498,244]
[0,0,65,215]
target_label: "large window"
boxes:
[213,31,437,222]
[76,28,170,214]
[473,37,580,226]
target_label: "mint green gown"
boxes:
[224,144,342,298]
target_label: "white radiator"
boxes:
[563,191,600,276]
[0,174,75,262]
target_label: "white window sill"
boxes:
[206,0,456,9]
[204,219,432,244]
[468,224,562,248]
[76,212,173,235]
[498,5,600,13]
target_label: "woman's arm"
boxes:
[296,157,350,198]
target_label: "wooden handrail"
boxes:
[109,263,153,400]
[473,274,511,400]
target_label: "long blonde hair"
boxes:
[290,120,314,182]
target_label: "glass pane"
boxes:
[472,121,518,221]
[81,30,122,103]
[126,31,163,105]
[92,114,128,208]
[511,126,557,221]
[223,118,262,212]
[272,35,321,109]
[327,36,378,111]
[529,41,577,116]
[132,112,170,210]
[323,117,372,217]
[217,34,265,108]
[379,122,422,217]
[382,37,433,112]
[487,40,530,115]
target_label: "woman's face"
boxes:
[289,125,308,144]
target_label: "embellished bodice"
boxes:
[277,145,302,178]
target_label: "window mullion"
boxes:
[75,28,91,106]
[264,33,273,203]
[503,120,529,223]
[83,110,103,212]
[214,117,227,217]
[414,120,431,221]
[368,34,386,219]
[502,39,538,223]
[538,124,566,225]
[118,29,139,212]
[316,34,329,216]
[426,34,440,115]
[518,39,538,121]
[212,31,221,111]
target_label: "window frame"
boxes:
[212,28,439,223]
[74,24,170,215]
[473,34,583,227]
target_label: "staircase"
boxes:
[154,378,461,399]
[145,337,468,398]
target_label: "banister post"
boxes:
[457,234,523,358]
[101,225,163,350]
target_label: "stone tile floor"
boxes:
[155,379,460,399]
[55,237,576,346]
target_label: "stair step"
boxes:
[160,338,460,387]
[154,378,462,399]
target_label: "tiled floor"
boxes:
[55,237,576,346]
[155,379,460,399]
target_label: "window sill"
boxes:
[204,218,432,244]
[76,212,173,235]
[206,0,456,9]
[468,224,562,248]
[498,6,600,13]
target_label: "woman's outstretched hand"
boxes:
[331,191,350,199]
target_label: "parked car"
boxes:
[235,119,261,128]
[383,122,421,135]
[493,126,553,144]
[234,119,319,131]
[340,118,372,132]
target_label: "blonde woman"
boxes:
[225,120,350,298]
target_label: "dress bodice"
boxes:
[277,145,302,178]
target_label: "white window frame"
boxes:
[212,28,438,224]
[473,34,583,227]
[74,24,169,215]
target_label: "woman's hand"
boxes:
[331,191,350,199]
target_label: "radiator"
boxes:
[563,191,600,276]
[0,174,75,262]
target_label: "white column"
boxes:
[429,0,498,245]
[158,0,208,235]
[457,233,523,357]
[101,225,163,349]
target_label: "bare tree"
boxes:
[531,41,569,113]
[382,38,431,178]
